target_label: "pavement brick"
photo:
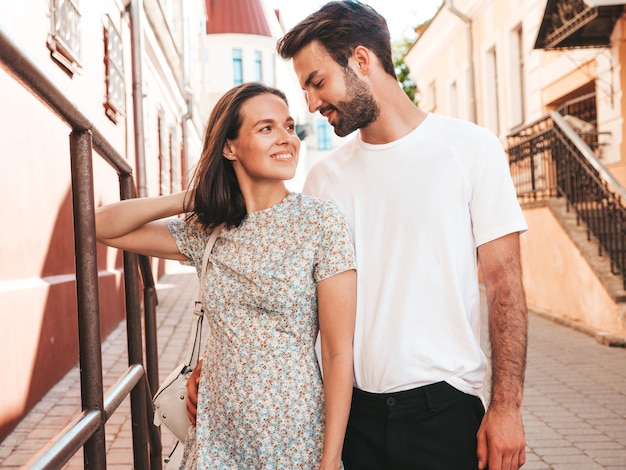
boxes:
[1,269,625,468]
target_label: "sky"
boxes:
[266,0,443,42]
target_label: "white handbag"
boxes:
[152,225,222,443]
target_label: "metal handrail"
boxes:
[550,111,626,202]
[26,364,144,468]
[507,111,626,289]
[0,24,162,470]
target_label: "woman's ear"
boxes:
[223,141,236,161]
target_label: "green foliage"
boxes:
[393,37,418,106]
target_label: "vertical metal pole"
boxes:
[141,267,163,467]
[144,285,159,395]
[69,130,107,469]
[129,0,148,197]
[120,174,151,469]
[139,258,160,397]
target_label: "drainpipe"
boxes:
[181,0,193,189]
[446,0,477,123]
[129,0,148,197]
[181,89,193,188]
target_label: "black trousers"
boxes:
[342,382,485,470]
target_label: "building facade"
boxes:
[405,0,626,337]
[201,0,343,189]
[0,0,214,442]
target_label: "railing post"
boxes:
[120,174,152,469]
[69,130,107,469]
[140,254,163,467]
[140,258,160,397]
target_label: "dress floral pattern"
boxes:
[167,192,355,469]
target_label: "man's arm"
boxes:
[476,232,527,470]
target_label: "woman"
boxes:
[95,82,356,469]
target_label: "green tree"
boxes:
[393,37,418,106]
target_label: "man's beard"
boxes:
[327,67,380,137]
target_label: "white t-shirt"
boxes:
[304,113,528,401]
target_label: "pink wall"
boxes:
[0,59,128,443]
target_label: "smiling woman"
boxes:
[94,82,357,469]
[222,92,300,204]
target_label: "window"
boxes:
[158,113,170,196]
[509,25,525,127]
[426,81,437,112]
[317,120,332,150]
[485,47,500,135]
[449,81,458,118]
[254,51,262,81]
[47,0,82,74]
[233,49,243,85]
[170,126,181,193]
[104,15,125,122]
[268,54,276,87]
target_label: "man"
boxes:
[189,2,528,469]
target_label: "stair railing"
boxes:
[507,111,626,288]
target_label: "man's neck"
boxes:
[359,106,428,145]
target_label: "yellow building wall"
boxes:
[521,205,626,336]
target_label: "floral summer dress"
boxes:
[167,192,355,469]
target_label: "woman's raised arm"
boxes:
[95,191,191,261]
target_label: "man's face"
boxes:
[293,41,379,137]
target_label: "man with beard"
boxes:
[188,1,529,469]
[276,2,528,469]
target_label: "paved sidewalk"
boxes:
[1,268,626,468]
[519,313,626,469]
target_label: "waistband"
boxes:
[352,382,459,410]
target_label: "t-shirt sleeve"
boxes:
[469,130,528,246]
[314,201,357,282]
[166,217,208,273]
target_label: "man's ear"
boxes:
[353,45,371,74]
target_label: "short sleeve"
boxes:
[166,217,210,272]
[313,201,356,282]
[469,130,527,246]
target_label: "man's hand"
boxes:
[186,358,202,425]
[476,403,526,470]
[477,405,526,470]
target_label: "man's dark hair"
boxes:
[276,1,396,79]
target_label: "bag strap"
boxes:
[183,224,224,368]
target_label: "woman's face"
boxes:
[224,93,300,186]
